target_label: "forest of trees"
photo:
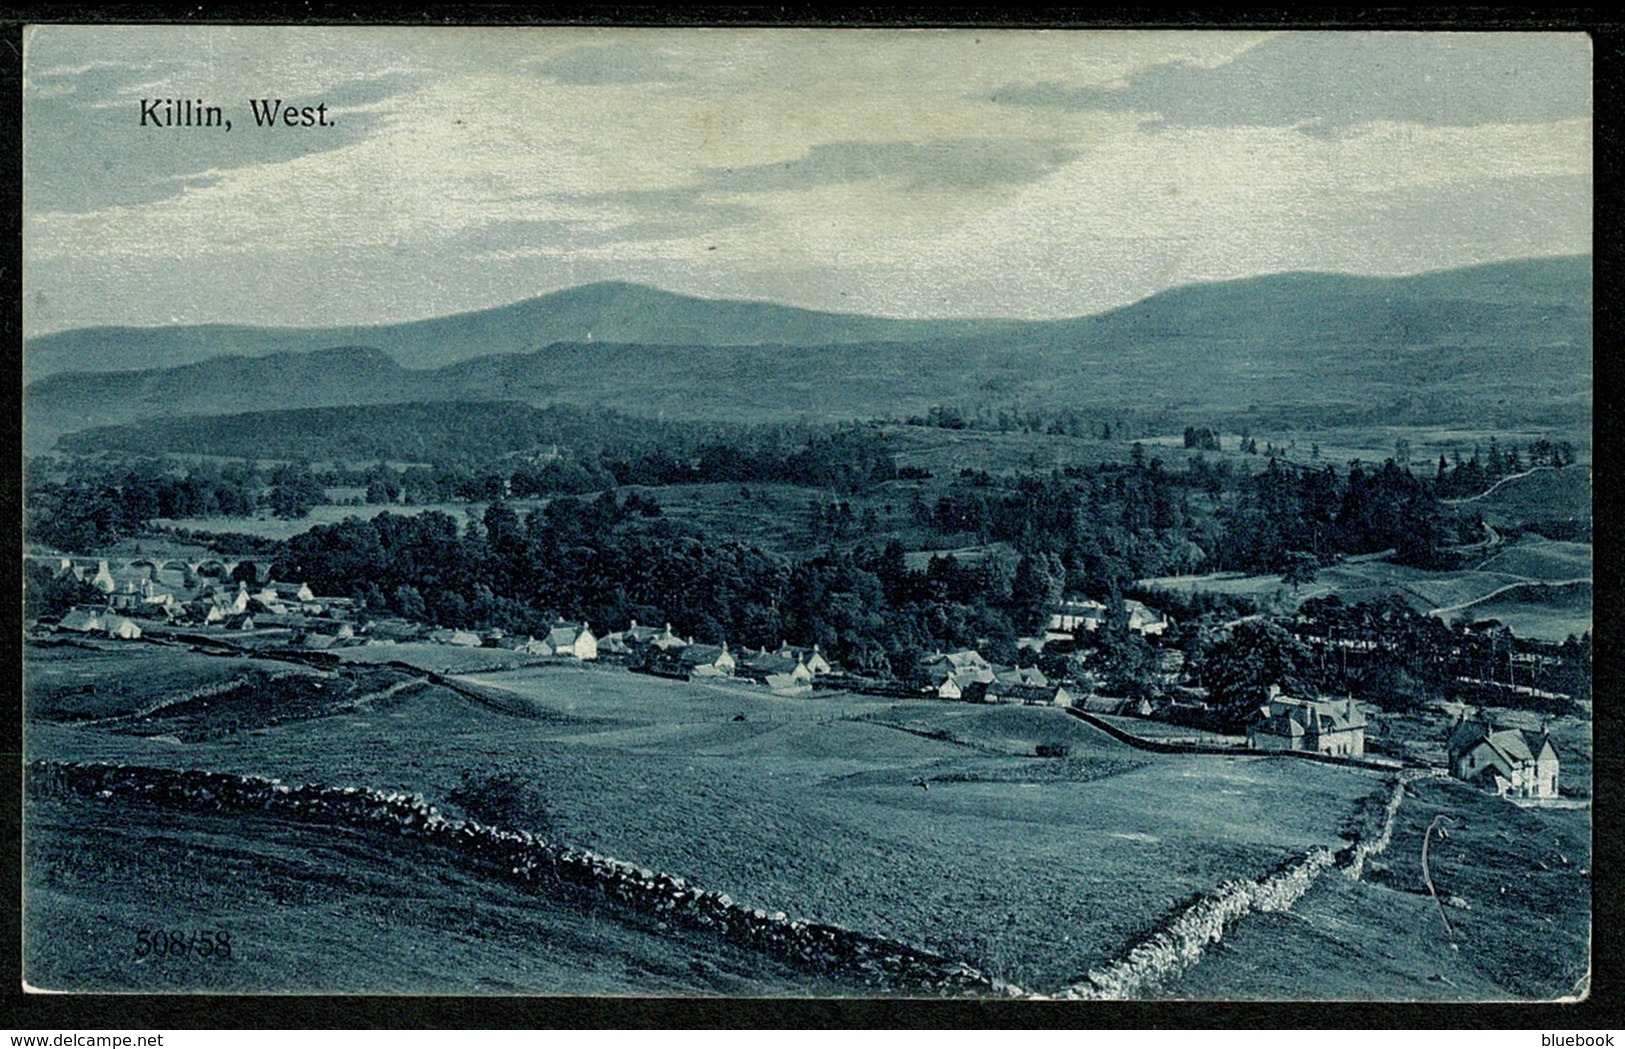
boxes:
[919,451,1473,584]
[24,410,1592,724]
[270,496,1055,679]
[1187,596,1590,728]
[260,487,1588,725]
[25,428,1524,590]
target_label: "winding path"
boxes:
[1425,576,1592,619]
[1439,466,1578,506]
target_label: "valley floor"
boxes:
[22,641,1590,999]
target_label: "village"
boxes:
[32,551,1576,803]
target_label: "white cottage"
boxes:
[1447,718,1560,798]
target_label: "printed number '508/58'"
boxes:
[135,929,232,960]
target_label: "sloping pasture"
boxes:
[26,655,1386,994]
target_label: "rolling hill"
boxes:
[25,256,1591,453]
[22,280,1025,381]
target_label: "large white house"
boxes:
[1447,718,1559,798]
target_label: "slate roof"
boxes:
[1486,728,1534,764]
[624,621,665,644]
[996,683,1071,705]
[1250,695,1365,737]
[679,643,731,667]
[1447,719,1554,767]
[743,650,801,675]
[547,622,591,649]
[924,650,989,672]
[58,608,102,632]
[994,665,1049,687]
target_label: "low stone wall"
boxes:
[1334,769,1435,881]
[1061,847,1337,999]
[27,760,1020,998]
[86,668,318,726]
[1061,765,1427,1000]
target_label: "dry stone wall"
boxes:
[27,760,1020,998]
[1061,766,1428,999]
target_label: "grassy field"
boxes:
[1150,777,1591,1001]
[889,423,1589,488]
[24,646,1388,995]
[1199,426,1589,476]
[1474,539,1592,581]
[1462,595,1592,644]
[333,641,552,674]
[1139,532,1592,642]
[156,501,506,541]
[1094,715,1241,745]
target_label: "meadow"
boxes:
[24,643,1386,995]
[24,795,848,996]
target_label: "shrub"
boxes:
[446,769,554,837]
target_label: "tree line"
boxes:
[1193,595,1590,727]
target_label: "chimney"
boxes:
[1267,684,1281,699]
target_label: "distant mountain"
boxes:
[24,347,413,449]
[23,280,1024,381]
[26,257,1591,454]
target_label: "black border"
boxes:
[1,5,1618,1031]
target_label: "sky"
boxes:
[21,26,1593,334]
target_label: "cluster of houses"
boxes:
[40,560,1565,799]
[411,620,600,660]
[1234,684,1562,799]
[1019,597,1169,653]
[45,557,353,643]
[924,650,1074,707]
[626,627,839,694]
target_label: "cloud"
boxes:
[20,27,1594,335]
[988,32,1592,130]
[695,138,1078,194]
[521,136,1073,254]
[530,45,686,85]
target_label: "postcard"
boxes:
[20,25,1592,1000]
